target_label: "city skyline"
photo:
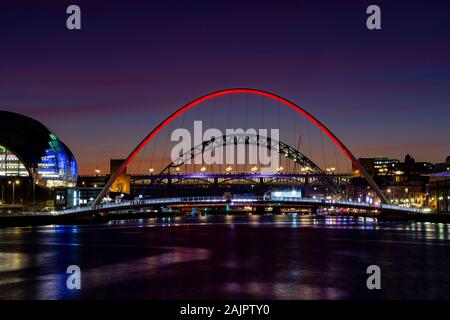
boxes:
[1,0,449,174]
[2,0,450,304]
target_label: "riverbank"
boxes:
[0,211,183,227]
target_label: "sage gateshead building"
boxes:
[0,111,78,189]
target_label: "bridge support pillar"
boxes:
[255,206,265,215]
[272,206,281,215]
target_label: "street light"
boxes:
[33,181,38,205]
[149,168,154,173]
[200,167,206,172]
[226,166,232,173]
[8,180,20,205]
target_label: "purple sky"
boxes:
[1,0,449,174]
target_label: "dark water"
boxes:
[1,215,450,300]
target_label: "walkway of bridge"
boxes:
[129,173,351,180]
[61,196,426,216]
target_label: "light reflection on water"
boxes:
[1,214,450,299]
[103,215,450,241]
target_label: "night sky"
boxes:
[1,0,449,174]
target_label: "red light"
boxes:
[94,88,387,205]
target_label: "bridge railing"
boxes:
[270,196,371,207]
[60,196,427,215]
[0,211,59,217]
[230,195,263,202]
[379,203,425,213]
[269,197,427,213]
[62,196,228,214]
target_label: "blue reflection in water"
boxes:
[1,215,450,299]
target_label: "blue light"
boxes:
[37,134,77,187]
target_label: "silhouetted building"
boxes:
[73,159,129,207]
[433,156,450,173]
[1,111,78,206]
[428,173,450,213]
[427,156,450,213]
[353,154,436,208]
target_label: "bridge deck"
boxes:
[61,196,426,216]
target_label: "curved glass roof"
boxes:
[0,145,29,177]
[0,111,77,188]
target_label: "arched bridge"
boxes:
[150,132,344,197]
[93,88,389,206]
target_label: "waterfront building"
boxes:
[0,111,78,206]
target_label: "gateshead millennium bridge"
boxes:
[60,88,425,216]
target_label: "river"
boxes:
[1,215,449,299]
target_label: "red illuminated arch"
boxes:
[94,88,387,205]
